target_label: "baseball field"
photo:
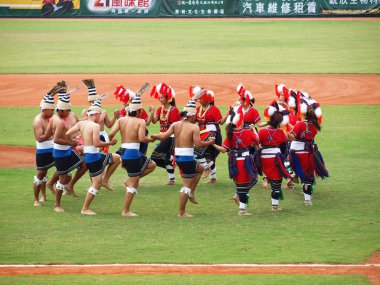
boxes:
[0,18,379,284]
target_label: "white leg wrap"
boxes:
[42,176,48,183]
[180,187,191,196]
[239,202,246,210]
[127,187,137,195]
[56,182,66,191]
[210,168,217,179]
[88,187,99,196]
[205,161,214,170]
[165,165,174,170]
[33,176,43,186]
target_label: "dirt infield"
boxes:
[0,253,379,284]
[1,74,380,107]
[1,73,379,168]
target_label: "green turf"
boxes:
[0,20,379,74]
[0,275,371,285]
[0,105,379,264]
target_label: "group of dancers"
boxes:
[33,80,328,217]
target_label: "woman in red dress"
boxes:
[150,83,181,185]
[289,95,328,205]
[193,88,222,184]
[213,106,259,215]
[258,102,293,211]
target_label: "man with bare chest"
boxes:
[32,86,60,207]
[151,100,215,217]
[45,82,87,213]
[67,104,120,215]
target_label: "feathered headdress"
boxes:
[40,84,61,110]
[275,84,290,101]
[298,91,323,124]
[189,85,206,100]
[150,83,175,102]
[129,96,143,112]
[87,99,102,115]
[56,81,71,110]
[226,105,244,128]
[237,83,254,103]
[263,100,290,127]
[114,85,136,104]
[183,100,197,116]
[82,79,101,102]
[287,89,298,111]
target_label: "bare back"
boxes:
[118,116,146,143]
[172,121,199,148]
[77,120,99,147]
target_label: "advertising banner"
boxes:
[0,0,378,17]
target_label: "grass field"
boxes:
[0,18,379,284]
[0,105,379,265]
[0,20,379,74]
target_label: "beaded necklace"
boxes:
[160,106,170,123]
[197,105,210,121]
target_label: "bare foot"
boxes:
[81,209,97,215]
[39,196,47,202]
[203,178,216,184]
[54,206,64,213]
[178,212,194,218]
[121,211,138,217]
[102,181,114,191]
[239,211,252,216]
[263,177,269,189]
[230,195,239,206]
[47,183,56,195]
[286,179,295,189]
[271,206,282,211]
[304,200,313,206]
[202,168,211,179]
[189,194,198,204]
[62,190,79,197]
[163,180,175,186]
[34,201,41,207]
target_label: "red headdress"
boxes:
[237,83,254,103]
[114,85,136,104]
[150,83,175,102]
[275,84,290,101]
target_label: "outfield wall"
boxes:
[0,0,379,18]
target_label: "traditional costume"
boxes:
[53,85,84,176]
[83,105,113,178]
[114,85,150,155]
[175,100,200,180]
[223,105,259,215]
[36,88,59,172]
[236,83,261,129]
[257,101,292,210]
[192,87,222,181]
[289,93,328,205]
[82,79,111,153]
[119,96,152,178]
[150,83,181,184]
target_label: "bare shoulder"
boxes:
[33,114,42,123]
